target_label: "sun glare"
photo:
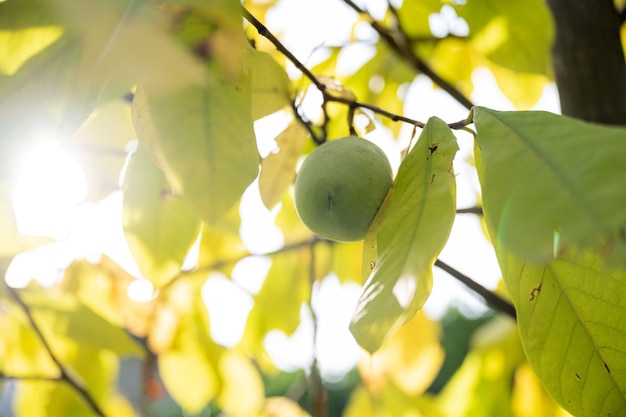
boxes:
[12,140,87,239]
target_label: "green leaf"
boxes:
[396,0,444,38]
[240,249,312,362]
[498,248,626,416]
[250,49,291,120]
[473,107,626,262]
[258,121,308,209]
[350,117,458,353]
[457,0,553,74]
[122,144,202,287]
[132,72,259,223]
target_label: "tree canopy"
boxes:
[1,0,625,416]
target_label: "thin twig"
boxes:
[164,237,323,291]
[307,243,327,417]
[241,5,474,134]
[456,206,483,215]
[434,259,516,319]
[6,286,108,417]
[0,372,62,382]
[341,0,474,110]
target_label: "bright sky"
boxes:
[5,0,561,378]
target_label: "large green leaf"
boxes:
[457,0,553,74]
[350,117,458,353]
[498,248,626,417]
[132,70,259,223]
[474,107,626,263]
[122,144,202,287]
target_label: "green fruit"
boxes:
[294,136,393,242]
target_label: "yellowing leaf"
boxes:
[132,74,259,224]
[512,363,574,417]
[488,64,549,109]
[436,317,525,416]
[122,144,202,287]
[458,0,553,74]
[0,25,63,75]
[259,121,308,209]
[240,249,312,360]
[429,37,475,98]
[259,397,312,417]
[350,117,458,353]
[0,296,58,377]
[250,49,291,120]
[474,107,626,262]
[159,347,219,413]
[359,311,444,395]
[217,351,265,416]
[198,204,247,274]
[157,278,223,413]
[497,248,626,417]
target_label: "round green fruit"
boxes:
[294,136,393,242]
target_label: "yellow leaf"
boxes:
[240,249,312,362]
[217,351,265,416]
[512,363,574,417]
[359,311,444,396]
[489,63,549,109]
[259,397,312,417]
[259,121,308,210]
[156,278,223,413]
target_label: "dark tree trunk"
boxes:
[546,0,626,125]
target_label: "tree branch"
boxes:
[546,0,626,124]
[241,5,473,140]
[341,0,474,110]
[6,286,109,417]
[434,259,516,319]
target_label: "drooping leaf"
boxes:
[497,248,626,417]
[61,257,154,338]
[157,277,223,413]
[358,311,444,396]
[197,203,247,275]
[436,317,526,416]
[240,249,312,361]
[350,117,458,353]
[258,121,308,209]
[19,290,144,358]
[216,351,265,415]
[473,107,626,262]
[132,71,259,223]
[457,0,553,75]
[122,144,202,287]
[250,49,291,120]
[488,63,549,109]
